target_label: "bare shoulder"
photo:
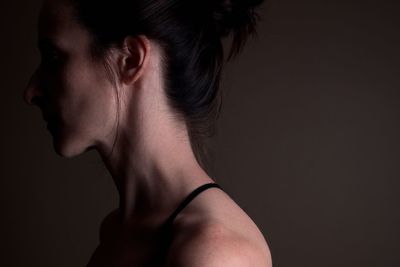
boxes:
[164,219,272,267]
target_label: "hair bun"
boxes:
[211,0,265,60]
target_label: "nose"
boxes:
[23,69,41,105]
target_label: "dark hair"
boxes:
[69,0,265,170]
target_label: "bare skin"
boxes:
[24,0,272,266]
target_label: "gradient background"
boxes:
[1,0,400,266]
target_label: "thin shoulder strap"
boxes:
[163,182,223,226]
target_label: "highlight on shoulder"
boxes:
[164,220,272,267]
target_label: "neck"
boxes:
[96,112,214,230]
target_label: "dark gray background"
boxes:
[1,0,399,266]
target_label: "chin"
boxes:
[48,122,98,158]
[53,141,79,158]
[52,134,93,158]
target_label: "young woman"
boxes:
[24,0,272,266]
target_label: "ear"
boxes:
[118,35,150,85]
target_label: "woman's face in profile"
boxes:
[24,0,117,157]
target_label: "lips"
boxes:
[43,115,53,126]
[42,113,49,122]
[41,110,57,131]
[46,121,53,130]
[46,119,58,134]
[41,108,49,121]
[41,108,54,123]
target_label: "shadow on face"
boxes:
[24,0,118,158]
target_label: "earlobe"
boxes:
[120,35,150,85]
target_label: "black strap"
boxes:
[163,182,223,226]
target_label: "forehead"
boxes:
[39,0,74,36]
[38,0,90,49]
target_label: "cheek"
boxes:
[60,61,117,136]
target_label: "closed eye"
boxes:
[38,39,62,66]
[40,49,59,62]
